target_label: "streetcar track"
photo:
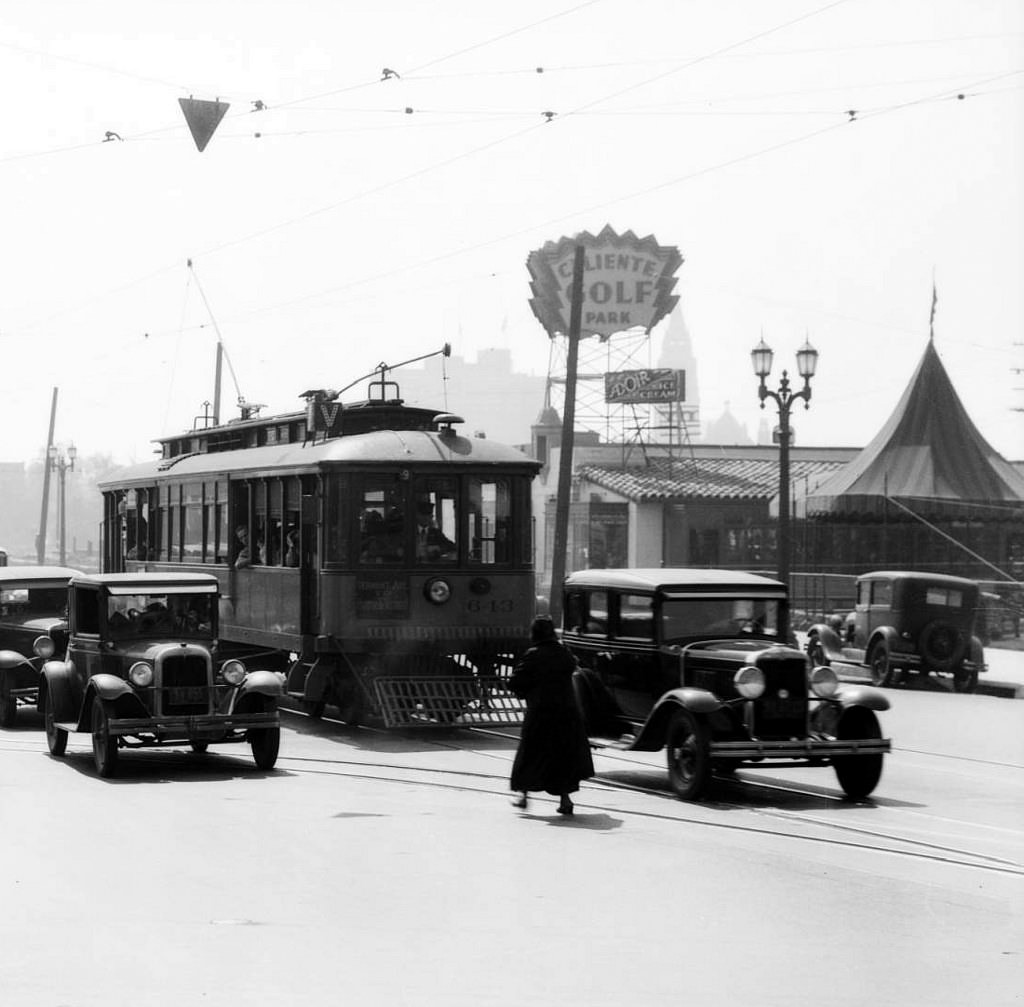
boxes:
[270,756,1024,878]
[5,715,1024,877]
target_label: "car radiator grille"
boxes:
[753,657,808,739]
[160,654,211,716]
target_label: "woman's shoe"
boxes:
[556,801,574,816]
[510,794,528,809]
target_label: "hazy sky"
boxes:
[2,0,1022,464]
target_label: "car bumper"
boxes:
[104,711,279,738]
[710,737,891,761]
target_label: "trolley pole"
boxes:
[547,244,585,625]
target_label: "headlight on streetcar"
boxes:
[129,661,154,687]
[424,577,452,605]
[733,665,766,699]
[220,659,246,685]
[809,664,840,698]
[33,635,56,659]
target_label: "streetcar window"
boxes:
[167,485,180,562]
[358,482,405,565]
[183,483,203,561]
[214,480,228,563]
[468,477,511,565]
[413,481,457,564]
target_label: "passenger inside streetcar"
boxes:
[415,502,456,562]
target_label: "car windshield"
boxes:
[106,592,215,639]
[661,596,781,642]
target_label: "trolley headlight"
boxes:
[128,661,154,687]
[424,577,452,605]
[810,664,840,699]
[733,665,766,699]
[220,659,246,685]
[33,635,55,659]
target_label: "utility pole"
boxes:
[547,244,585,625]
[37,387,58,565]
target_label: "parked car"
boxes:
[41,572,283,777]
[0,566,82,726]
[560,568,891,802]
[805,571,986,693]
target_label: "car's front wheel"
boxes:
[250,727,280,770]
[665,708,710,801]
[91,699,119,778]
[44,687,67,757]
[833,707,884,801]
[868,643,894,687]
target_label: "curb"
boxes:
[976,679,1024,700]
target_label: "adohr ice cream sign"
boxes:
[527,225,683,340]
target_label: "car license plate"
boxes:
[168,687,207,705]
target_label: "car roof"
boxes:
[563,568,786,592]
[857,570,978,589]
[0,566,83,585]
[70,572,219,589]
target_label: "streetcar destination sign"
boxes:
[604,368,686,404]
[527,225,683,340]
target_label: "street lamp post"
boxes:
[48,443,76,566]
[750,337,818,641]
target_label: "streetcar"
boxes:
[98,363,541,728]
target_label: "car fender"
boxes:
[78,675,149,730]
[807,623,843,659]
[41,659,77,721]
[965,636,987,674]
[632,688,722,752]
[239,669,285,700]
[0,649,33,671]
[834,684,890,711]
[866,626,902,658]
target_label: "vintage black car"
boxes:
[0,566,81,726]
[561,568,891,802]
[805,571,986,693]
[41,572,283,777]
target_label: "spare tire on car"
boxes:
[919,620,966,671]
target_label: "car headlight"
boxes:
[221,659,246,685]
[734,665,765,699]
[810,665,840,699]
[129,661,154,687]
[424,578,452,605]
[33,635,56,659]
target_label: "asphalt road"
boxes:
[1,687,1021,1007]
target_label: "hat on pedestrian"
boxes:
[530,615,557,643]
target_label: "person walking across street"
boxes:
[509,615,595,815]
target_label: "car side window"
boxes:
[871,581,892,606]
[617,593,653,640]
[584,591,608,636]
[73,590,100,635]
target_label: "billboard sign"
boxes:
[527,225,682,340]
[604,369,685,404]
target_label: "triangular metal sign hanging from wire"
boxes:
[178,97,230,152]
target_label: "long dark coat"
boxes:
[509,639,595,796]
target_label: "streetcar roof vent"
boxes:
[434,413,464,435]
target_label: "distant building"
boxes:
[391,348,546,448]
